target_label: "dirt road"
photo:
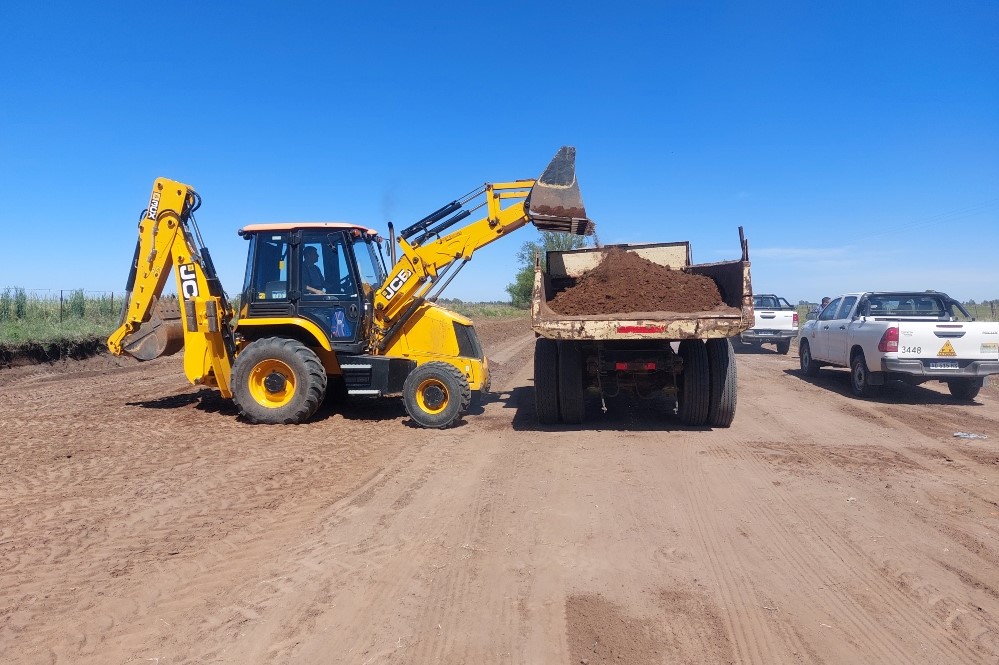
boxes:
[2,317,998,664]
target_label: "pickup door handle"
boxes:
[822,325,829,330]
[839,325,847,329]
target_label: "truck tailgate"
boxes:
[898,321,999,363]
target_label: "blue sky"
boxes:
[2,1,997,304]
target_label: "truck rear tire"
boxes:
[677,340,710,426]
[850,352,882,399]
[706,338,737,428]
[557,341,585,425]
[776,339,791,355]
[231,337,328,424]
[534,338,560,424]
[402,361,469,429]
[799,340,820,377]
[947,378,981,401]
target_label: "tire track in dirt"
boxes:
[717,353,999,662]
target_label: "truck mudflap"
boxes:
[528,146,594,236]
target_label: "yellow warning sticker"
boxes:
[937,341,957,357]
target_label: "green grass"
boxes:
[0,289,121,347]
[437,300,526,318]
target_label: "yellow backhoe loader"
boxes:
[107,147,592,427]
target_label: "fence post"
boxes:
[60,290,64,323]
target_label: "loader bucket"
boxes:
[121,296,184,361]
[528,146,594,235]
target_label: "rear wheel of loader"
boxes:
[706,338,737,428]
[403,362,470,429]
[677,340,710,427]
[557,341,584,425]
[231,337,327,424]
[534,338,560,425]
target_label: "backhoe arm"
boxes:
[107,178,236,397]
[372,146,592,345]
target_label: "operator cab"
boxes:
[237,223,387,353]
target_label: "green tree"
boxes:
[505,231,596,308]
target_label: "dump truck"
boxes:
[108,147,592,428]
[530,232,753,427]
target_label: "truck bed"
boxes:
[530,241,753,341]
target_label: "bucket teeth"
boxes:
[528,146,594,235]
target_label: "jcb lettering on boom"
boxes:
[147,191,161,220]
[179,263,199,299]
[381,269,413,301]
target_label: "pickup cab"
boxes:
[798,291,999,400]
[740,294,798,354]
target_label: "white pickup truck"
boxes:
[798,291,999,400]
[739,294,799,354]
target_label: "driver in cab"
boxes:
[302,246,325,295]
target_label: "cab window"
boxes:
[818,297,842,321]
[249,233,290,300]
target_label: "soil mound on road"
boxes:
[547,248,724,315]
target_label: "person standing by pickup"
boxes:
[810,297,831,319]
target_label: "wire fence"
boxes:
[0,288,125,325]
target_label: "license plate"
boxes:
[930,361,959,370]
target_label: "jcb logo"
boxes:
[381,269,413,301]
[179,263,199,299]
[147,191,161,220]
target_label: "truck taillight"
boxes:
[793,312,798,326]
[878,327,899,352]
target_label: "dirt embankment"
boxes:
[0,336,109,369]
[547,248,724,315]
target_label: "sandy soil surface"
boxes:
[2,319,998,664]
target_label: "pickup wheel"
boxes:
[402,361,469,429]
[947,378,981,401]
[850,352,882,398]
[775,339,791,355]
[799,340,820,377]
[534,338,560,425]
[706,338,737,427]
[557,341,585,425]
[677,340,710,426]
[231,337,327,424]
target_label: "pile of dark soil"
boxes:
[547,248,724,315]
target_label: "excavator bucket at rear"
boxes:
[528,146,594,236]
[119,296,184,361]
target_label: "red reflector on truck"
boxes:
[614,362,658,371]
[617,325,666,334]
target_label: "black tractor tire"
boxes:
[850,352,882,398]
[557,341,585,425]
[776,339,791,355]
[706,338,737,428]
[534,338,560,425]
[799,340,820,377]
[402,361,470,429]
[231,337,327,424]
[677,339,710,426]
[947,378,981,401]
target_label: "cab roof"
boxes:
[238,222,380,236]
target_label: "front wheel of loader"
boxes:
[231,337,327,424]
[403,362,470,429]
